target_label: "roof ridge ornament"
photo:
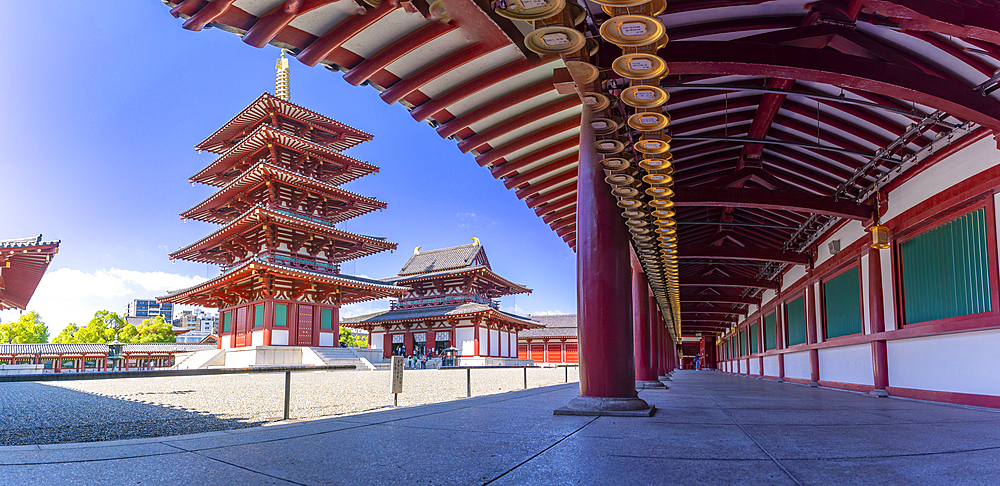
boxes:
[276,50,290,101]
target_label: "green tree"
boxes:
[52,323,79,343]
[338,326,368,347]
[136,316,176,343]
[52,311,131,343]
[76,318,110,343]
[0,311,49,343]
[118,323,139,343]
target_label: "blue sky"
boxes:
[0,1,576,334]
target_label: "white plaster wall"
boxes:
[479,327,488,355]
[763,355,779,376]
[500,331,510,357]
[220,338,231,349]
[815,220,865,267]
[784,351,810,380]
[739,360,745,374]
[749,358,759,375]
[760,290,776,307]
[818,343,874,386]
[251,330,264,346]
[782,265,807,292]
[882,137,999,223]
[318,332,335,347]
[888,329,1000,396]
[457,327,476,356]
[271,329,289,346]
[370,332,384,349]
[490,329,500,356]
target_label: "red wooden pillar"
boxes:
[776,302,785,382]
[632,265,660,386]
[653,305,668,380]
[263,300,273,346]
[661,315,670,376]
[560,107,649,414]
[404,331,415,356]
[647,294,663,383]
[869,246,890,397]
[806,273,820,386]
[666,340,677,373]
[485,321,491,357]
[474,325,480,356]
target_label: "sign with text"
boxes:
[390,356,404,395]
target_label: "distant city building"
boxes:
[124,299,174,322]
[172,309,218,334]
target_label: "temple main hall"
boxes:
[344,240,539,364]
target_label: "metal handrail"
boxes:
[439,364,580,397]
[0,364,356,421]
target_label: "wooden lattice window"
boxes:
[899,206,992,324]
[824,266,863,339]
[785,295,807,346]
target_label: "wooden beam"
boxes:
[680,294,760,306]
[381,43,500,105]
[679,276,779,290]
[343,21,457,86]
[672,187,873,220]
[409,56,556,122]
[296,1,400,67]
[437,78,555,138]
[677,245,810,265]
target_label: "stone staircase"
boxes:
[307,347,375,370]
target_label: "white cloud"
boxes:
[0,267,207,337]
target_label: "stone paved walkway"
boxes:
[3,371,1000,485]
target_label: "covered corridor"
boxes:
[5,371,1000,484]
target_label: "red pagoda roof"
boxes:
[169,206,396,264]
[180,162,386,225]
[158,256,408,307]
[190,124,378,187]
[0,235,59,310]
[196,92,373,154]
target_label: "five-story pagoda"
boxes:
[160,53,406,349]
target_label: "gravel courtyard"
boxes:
[0,367,579,446]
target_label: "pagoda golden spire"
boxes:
[275,50,290,101]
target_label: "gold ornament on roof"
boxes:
[276,51,291,101]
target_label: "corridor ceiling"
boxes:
[163,0,1000,338]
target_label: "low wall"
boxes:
[455,357,535,367]
[0,364,45,375]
